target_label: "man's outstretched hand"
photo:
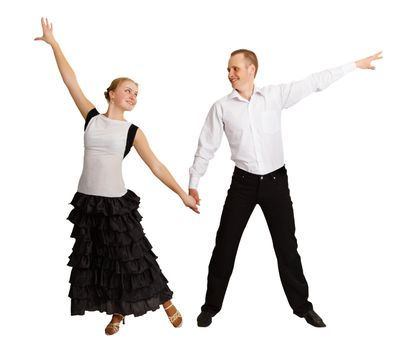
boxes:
[189,188,201,205]
[355,51,383,70]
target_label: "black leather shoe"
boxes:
[303,310,326,327]
[197,311,213,327]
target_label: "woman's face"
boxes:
[110,80,139,111]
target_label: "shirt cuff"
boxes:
[189,175,200,189]
[342,62,356,75]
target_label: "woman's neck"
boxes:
[104,105,126,121]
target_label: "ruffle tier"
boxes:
[67,189,173,316]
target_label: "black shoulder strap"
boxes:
[84,108,100,130]
[123,124,139,158]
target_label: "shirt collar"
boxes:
[227,86,264,101]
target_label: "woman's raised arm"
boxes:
[35,18,94,118]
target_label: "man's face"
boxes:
[227,53,255,90]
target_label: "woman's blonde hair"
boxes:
[104,77,138,101]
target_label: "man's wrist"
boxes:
[189,176,200,189]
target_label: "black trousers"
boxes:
[201,166,313,317]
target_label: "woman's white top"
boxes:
[77,108,138,197]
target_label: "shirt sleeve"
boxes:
[189,103,224,189]
[278,62,356,109]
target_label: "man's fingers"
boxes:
[190,206,200,214]
[372,51,383,61]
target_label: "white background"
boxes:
[1,0,397,348]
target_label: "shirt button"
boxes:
[260,176,263,180]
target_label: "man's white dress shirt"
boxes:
[189,62,356,189]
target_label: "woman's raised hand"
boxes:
[34,17,56,46]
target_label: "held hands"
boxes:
[189,188,200,205]
[183,193,200,214]
[34,17,56,46]
[355,51,383,70]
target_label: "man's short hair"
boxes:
[230,49,259,77]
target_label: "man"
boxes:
[189,49,382,327]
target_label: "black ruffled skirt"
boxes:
[67,189,173,316]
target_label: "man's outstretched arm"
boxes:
[278,51,383,109]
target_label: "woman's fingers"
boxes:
[40,17,52,32]
[35,17,54,43]
[41,17,46,30]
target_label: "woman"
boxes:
[35,18,198,335]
